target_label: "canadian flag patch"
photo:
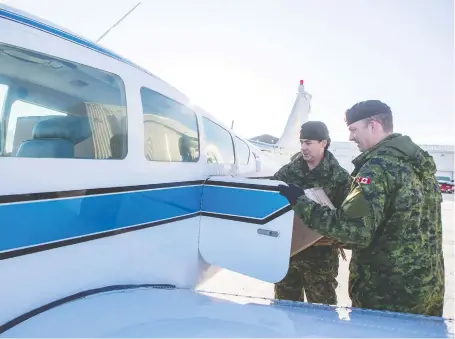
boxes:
[356,176,371,184]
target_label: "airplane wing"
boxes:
[1,286,452,338]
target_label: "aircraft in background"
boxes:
[247,80,312,166]
[248,80,310,153]
[0,3,452,337]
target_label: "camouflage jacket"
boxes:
[293,133,445,316]
[272,150,352,217]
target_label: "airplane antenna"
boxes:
[96,2,142,43]
[231,120,235,129]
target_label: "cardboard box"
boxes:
[290,187,336,257]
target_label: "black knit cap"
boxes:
[300,121,329,140]
[345,100,392,126]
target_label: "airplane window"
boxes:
[0,83,8,153]
[202,117,235,165]
[140,87,200,162]
[0,84,7,105]
[235,136,250,165]
[0,43,128,159]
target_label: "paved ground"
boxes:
[198,194,455,319]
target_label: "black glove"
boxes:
[277,184,306,206]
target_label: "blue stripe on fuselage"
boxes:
[202,185,286,218]
[0,184,288,253]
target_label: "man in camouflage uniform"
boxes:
[272,121,352,305]
[278,100,445,316]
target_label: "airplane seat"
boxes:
[16,115,92,158]
[179,134,196,162]
[109,134,125,159]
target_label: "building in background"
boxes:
[249,134,454,181]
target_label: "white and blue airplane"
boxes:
[0,3,453,337]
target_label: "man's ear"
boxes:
[320,140,328,148]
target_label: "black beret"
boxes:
[300,121,329,141]
[345,100,392,126]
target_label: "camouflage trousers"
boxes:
[274,246,339,305]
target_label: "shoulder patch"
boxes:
[356,176,371,185]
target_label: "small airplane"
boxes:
[0,3,453,337]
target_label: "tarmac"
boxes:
[198,194,455,319]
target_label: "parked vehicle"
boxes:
[437,176,454,194]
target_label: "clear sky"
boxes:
[3,0,454,145]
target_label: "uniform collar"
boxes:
[300,150,337,177]
[352,133,402,170]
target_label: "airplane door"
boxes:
[198,176,293,283]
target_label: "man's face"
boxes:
[300,139,326,162]
[348,119,374,152]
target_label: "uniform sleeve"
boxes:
[332,171,354,208]
[270,165,289,181]
[292,161,391,248]
[271,152,300,181]
[270,164,290,181]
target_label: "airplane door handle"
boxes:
[257,228,279,238]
